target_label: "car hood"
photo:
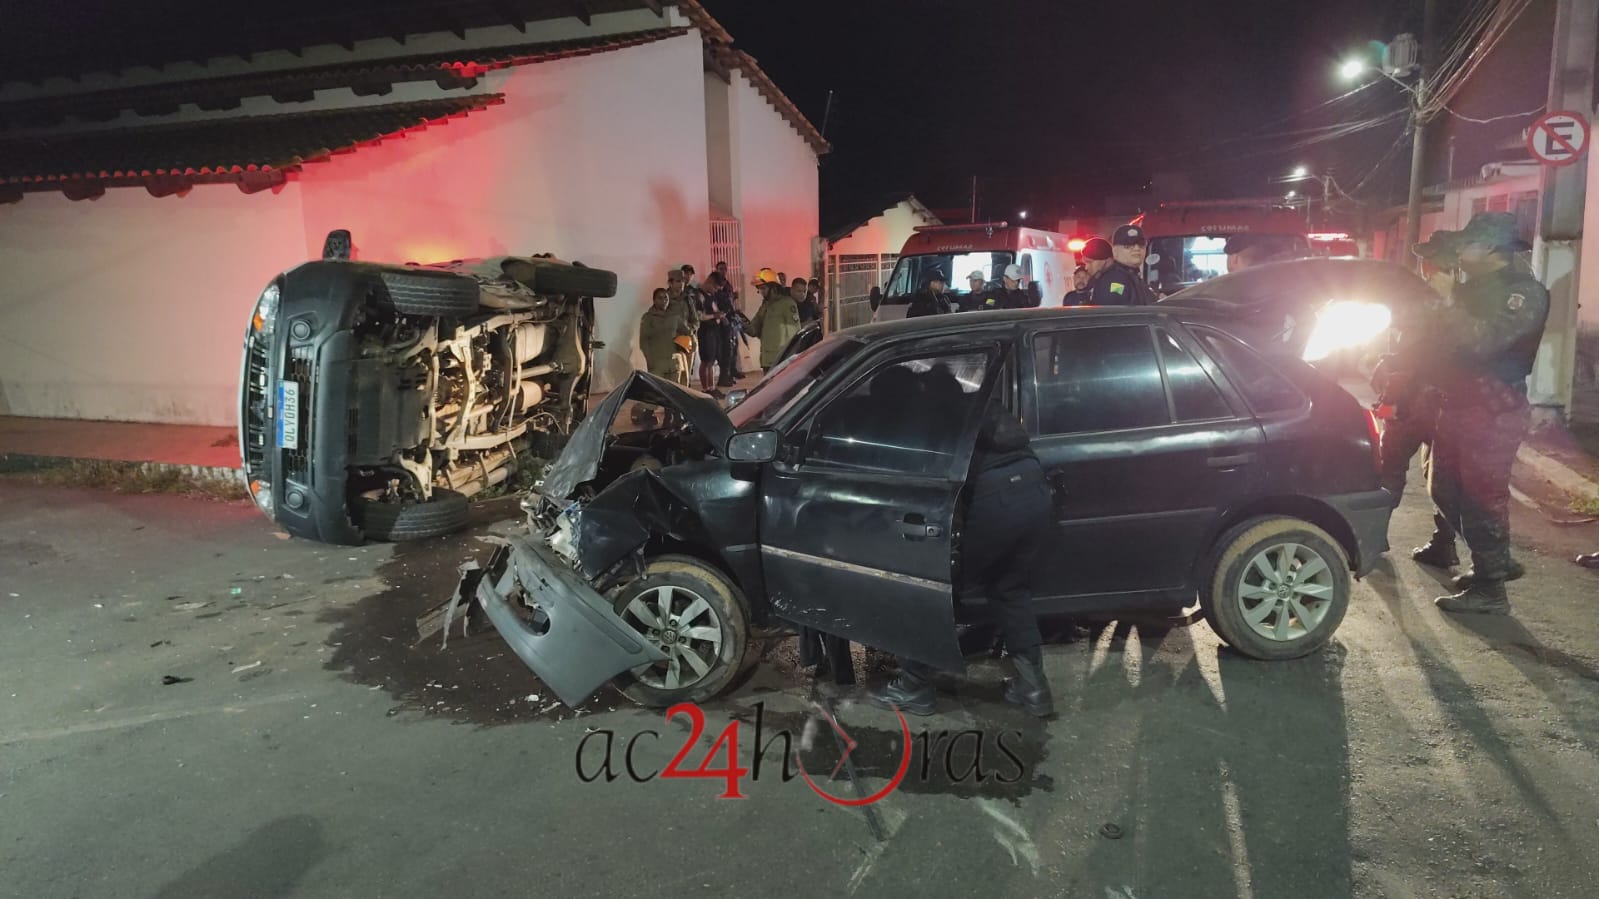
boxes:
[1160,257,1435,311]
[538,371,736,501]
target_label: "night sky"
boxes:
[2,0,1555,228]
[702,0,1415,225]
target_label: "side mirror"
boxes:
[723,388,749,409]
[726,429,781,463]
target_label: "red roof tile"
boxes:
[0,28,687,130]
[0,95,504,196]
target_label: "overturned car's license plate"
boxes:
[276,381,300,450]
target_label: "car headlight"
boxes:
[251,282,280,336]
[1302,301,1392,362]
[249,478,274,516]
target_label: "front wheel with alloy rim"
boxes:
[1201,516,1350,660]
[609,555,751,707]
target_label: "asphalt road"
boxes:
[3,471,1598,899]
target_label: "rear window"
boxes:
[1193,328,1306,415]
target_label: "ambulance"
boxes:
[873,222,1079,321]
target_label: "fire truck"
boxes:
[1131,199,1359,295]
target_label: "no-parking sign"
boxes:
[1526,111,1591,167]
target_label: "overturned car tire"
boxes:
[517,260,618,299]
[610,555,751,707]
[357,489,470,542]
[376,269,480,317]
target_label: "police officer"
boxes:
[906,269,954,317]
[868,403,1055,717]
[1373,231,1469,579]
[1423,213,1548,615]
[962,270,990,311]
[1088,225,1156,305]
[1067,238,1116,305]
[973,264,1035,311]
[1380,231,1524,590]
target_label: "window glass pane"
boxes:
[1194,329,1306,415]
[807,351,991,477]
[1158,330,1234,421]
[1032,327,1169,435]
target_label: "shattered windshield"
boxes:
[727,335,864,430]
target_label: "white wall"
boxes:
[1579,142,1599,331]
[829,200,936,257]
[728,73,817,282]
[0,184,308,423]
[704,73,735,217]
[0,31,715,425]
[0,28,829,424]
[297,32,712,391]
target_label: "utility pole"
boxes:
[1528,0,1597,418]
[1403,0,1438,271]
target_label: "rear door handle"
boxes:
[1207,453,1256,469]
[899,513,942,540]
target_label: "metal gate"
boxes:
[826,252,897,331]
[710,218,743,307]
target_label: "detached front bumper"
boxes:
[1326,488,1394,578]
[472,537,667,707]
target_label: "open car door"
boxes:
[756,338,1009,671]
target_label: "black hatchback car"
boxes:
[467,300,1393,709]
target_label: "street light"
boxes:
[1018,210,1028,221]
[1338,58,1366,81]
[1292,165,1309,178]
[1286,190,1298,200]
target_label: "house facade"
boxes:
[0,1,823,425]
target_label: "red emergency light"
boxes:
[1067,238,1086,253]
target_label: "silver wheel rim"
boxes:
[1236,542,1336,643]
[619,584,724,690]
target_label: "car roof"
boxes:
[840,306,1181,343]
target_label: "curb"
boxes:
[1516,445,1599,500]
[0,452,245,490]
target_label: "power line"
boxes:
[1440,102,1545,124]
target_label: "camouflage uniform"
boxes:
[1427,262,1549,602]
[1376,231,1459,559]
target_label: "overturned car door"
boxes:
[757,339,1008,672]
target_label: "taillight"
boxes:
[1364,407,1382,473]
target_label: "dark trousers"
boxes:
[1379,410,1455,544]
[960,465,1052,663]
[1430,400,1531,579]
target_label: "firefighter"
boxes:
[749,268,801,373]
[1088,226,1156,305]
[1421,213,1549,615]
[639,287,692,381]
[664,269,699,356]
[867,402,1055,717]
[906,269,954,317]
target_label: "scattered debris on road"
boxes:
[161,675,193,686]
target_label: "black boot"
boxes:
[1451,558,1526,592]
[1411,538,1459,569]
[1435,580,1511,615]
[1003,653,1054,718]
[866,660,936,716]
